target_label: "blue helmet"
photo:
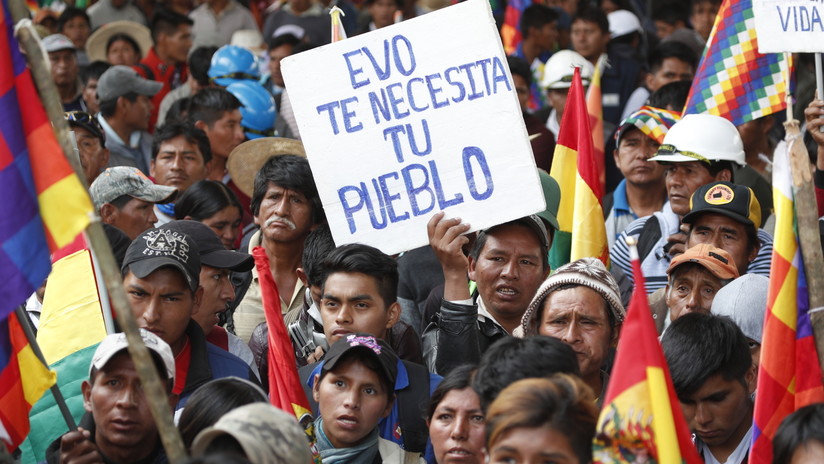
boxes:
[225,81,276,139]
[208,45,261,87]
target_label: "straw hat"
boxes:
[227,137,306,197]
[86,21,153,63]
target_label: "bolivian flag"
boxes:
[592,241,701,464]
[548,67,608,269]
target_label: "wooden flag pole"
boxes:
[7,4,187,463]
[14,306,77,431]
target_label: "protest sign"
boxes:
[753,0,824,53]
[281,0,545,255]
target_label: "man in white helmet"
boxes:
[538,50,593,140]
[610,114,775,293]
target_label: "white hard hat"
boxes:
[608,10,642,39]
[648,114,746,166]
[541,50,594,90]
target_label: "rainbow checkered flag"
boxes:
[682,0,790,125]
[750,126,824,464]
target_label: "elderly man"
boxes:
[515,257,624,397]
[65,111,109,184]
[423,213,552,375]
[90,166,177,240]
[233,153,325,342]
[660,244,738,331]
[44,34,85,112]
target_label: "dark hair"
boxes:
[57,7,89,32]
[268,33,301,51]
[473,336,579,411]
[302,223,336,287]
[519,4,559,38]
[469,220,549,271]
[507,55,532,86]
[106,33,142,58]
[652,0,690,26]
[648,41,697,74]
[81,60,111,86]
[364,0,403,8]
[427,364,477,420]
[189,88,242,127]
[291,42,318,55]
[647,80,692,112]
[177,377,268,450]
[772,403,824,464]
[572,5,609,34]
[152,121,213,164]
[485,375,597,464]
[691,0,722,11]
[98,92,138,118]
[175,180,242,221]
[150,8,193,43]
[318,349,394,397]
[189,46,218,87]
[321,243,398,305]
[108,193,136,209]
[706,160,736,183]
[250,154,322,221]
[166,96,192,123]
[662,313,752,398]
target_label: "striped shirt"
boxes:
[610,202,774,293]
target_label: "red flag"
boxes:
[593,240,700,463]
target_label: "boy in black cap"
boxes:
[122,227,256,412]
[312,333,424,463]
[683,181,772,276]
[159,220,258,378]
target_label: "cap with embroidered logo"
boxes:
[122,228,201,291]
[682,181,761,228]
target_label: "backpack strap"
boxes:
[635,215,661,263]
[395,361,431,453]
[135,63,156,82]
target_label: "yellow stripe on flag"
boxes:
[37,249,106,364]
[647,366,681,464]
[17,344,57,406]
[550,145,577,231]
[37,175,92,249]
[572,172,608,263]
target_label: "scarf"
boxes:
[156,202,175,217]
[314,417,380,464]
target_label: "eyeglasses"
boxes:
[656,144,710,164]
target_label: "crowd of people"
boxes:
[12,0,824,462]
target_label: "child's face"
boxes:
[313,358,393,449]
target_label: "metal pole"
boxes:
[14,306,77,431]
[6,4,187,462]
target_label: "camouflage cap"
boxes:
[90,166,177,210]
[191,403,313,464]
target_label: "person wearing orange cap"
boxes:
[663,243,739,329]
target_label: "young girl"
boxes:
[312,334,425,464]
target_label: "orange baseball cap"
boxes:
[667,244,740,280]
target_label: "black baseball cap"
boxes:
[159,220,253,272]
[122,228,201,291]
[321,333,398,388]
[682,181,761,228]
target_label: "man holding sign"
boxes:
[422,213,551,375]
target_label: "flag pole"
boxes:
[7,2,187,462]
[14,306,77,431]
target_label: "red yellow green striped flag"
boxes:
[593,240,701,463]
[586,55,606,193]
[548,66,608,269]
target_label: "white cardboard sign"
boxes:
[281,0,545,255]
[753,0,824,53]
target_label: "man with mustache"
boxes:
[233,154,325,342]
